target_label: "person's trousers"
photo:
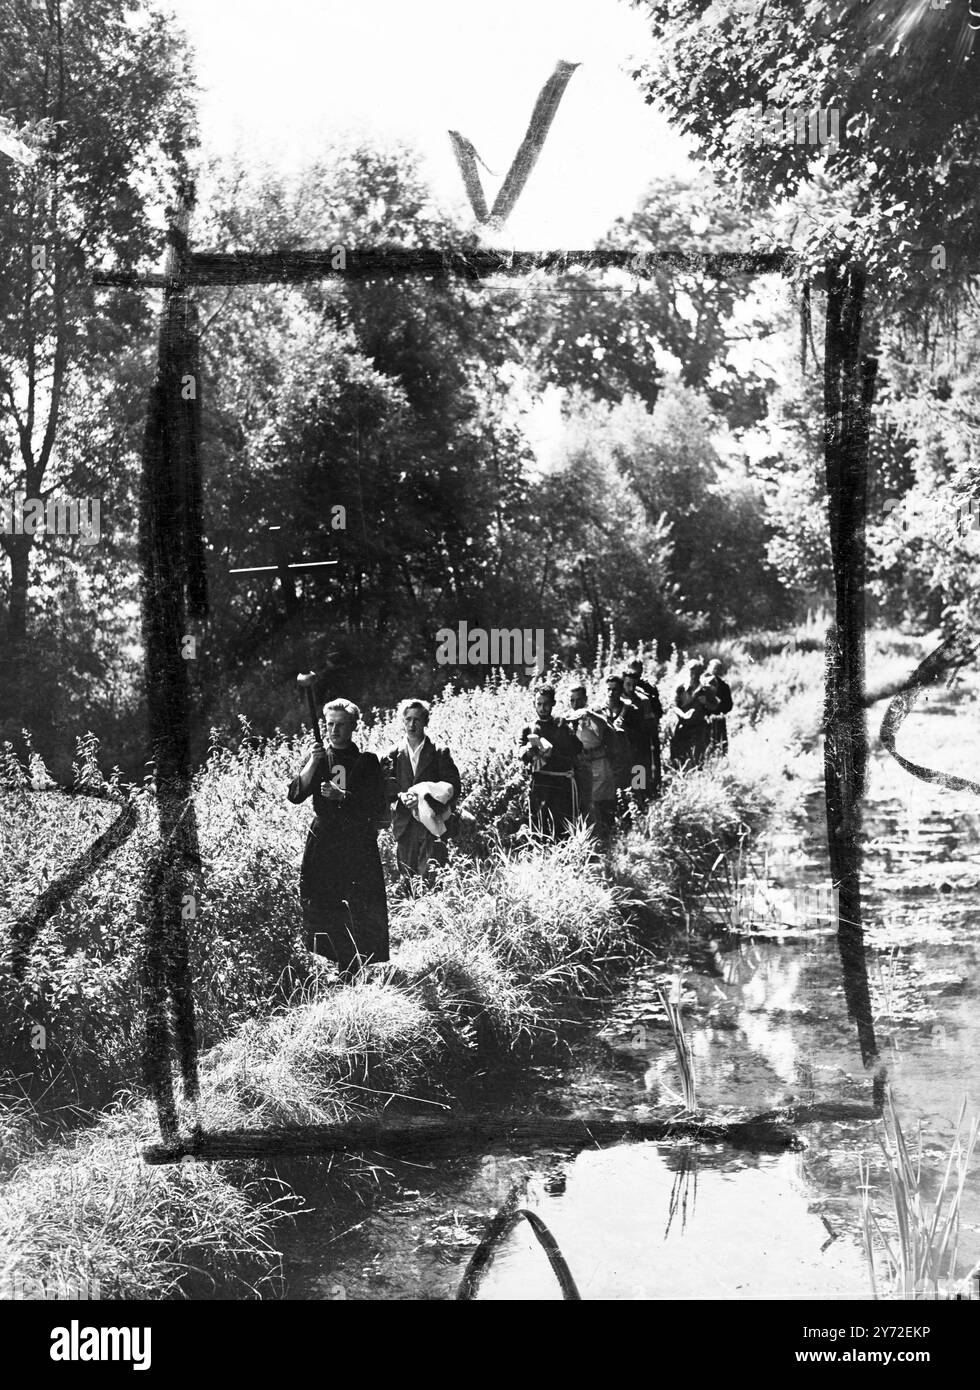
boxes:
[395,819,448,888]
[529,774,578,838]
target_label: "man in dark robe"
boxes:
[669,660,720,769]
[704,658,734,755]
[383,699,462,891]
[519,684,582,838]
[594,675,643,829]
[627,658,663,796]
[622,670,656,805]
[287,698,389,973]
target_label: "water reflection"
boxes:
[470,1146,867,1300]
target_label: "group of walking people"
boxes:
[286,657,734,974]
[520,656,733,839]
[668,657,733,766]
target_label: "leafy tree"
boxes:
[0,0,197,736]
[864,312,980,631]
[603,176,780,425]
[193,150,535,720]
[510,394,684,655]
[598,381,782,629]
[630,0,980,290]
[760,373,833,603]
[510,175,778,427]
[515,384,783,650]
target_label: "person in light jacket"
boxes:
[382,699,462,891]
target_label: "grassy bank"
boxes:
[0,769,758,1298]
[0,625,922,1298]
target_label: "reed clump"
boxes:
[859,1087,980,1300]
[658,987,698,1115]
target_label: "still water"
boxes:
[274,688,980,1299]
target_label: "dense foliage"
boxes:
[0,0,197,751]
[3,0,978,781]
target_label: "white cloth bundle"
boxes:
[408,779,455,837]
[575,715,605,752]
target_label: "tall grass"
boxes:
[200,978,445,1131]
[608,760,774,927]
[0,1094,43,1173]
[859,1087,980,1300]
[0,1097,296,1300]
[196,827,628,1133]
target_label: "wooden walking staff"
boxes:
[822,259,881,1093]
[138,185,206,1139]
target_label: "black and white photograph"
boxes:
[2,0,980,1344]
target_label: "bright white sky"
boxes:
[165,0,697,246]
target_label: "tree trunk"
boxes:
[0,537,33,731]
[823,260,881,1086]
[140,1099,880,1165]
[4,534,30,643]
[138,191,203,1138]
